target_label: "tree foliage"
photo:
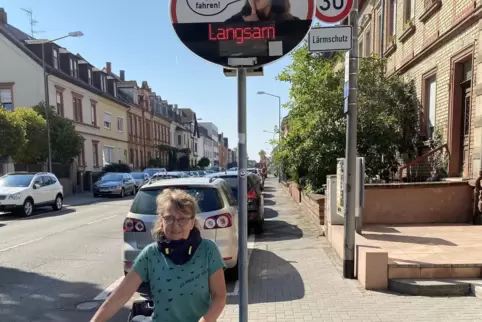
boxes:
[274,46,420,193]
[33,102,84,164]
[11,107,48,164]
[103,162,132,173]
[198,157,210,168]
[0,107,25,157]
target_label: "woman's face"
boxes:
[162,208,195,241]
[253,0,271,11]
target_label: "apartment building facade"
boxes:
[199,122,219,165]
[0,11,130,186]
[355,0,482,178]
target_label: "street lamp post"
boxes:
[27,31,83,172]
[257,91,281,182]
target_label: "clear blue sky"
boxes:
[0,0,303,160]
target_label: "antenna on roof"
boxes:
[21,8,44,38]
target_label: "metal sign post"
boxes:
[237,68,248,322]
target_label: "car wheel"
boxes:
[225,260,239,281]
[120,188,125,198]
[21,198,34,217]
[52,194,63,211]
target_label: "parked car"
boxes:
[130,172,150,191]
[0,172,64,217]
[93,172,136,197]
[123,177,239,295]
[149,171,183,182]
[206,171,264,234]
[143,168,167,178]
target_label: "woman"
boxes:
[91,189,227,322]
[224,0,300,23]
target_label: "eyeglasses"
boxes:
[162,216,193,226]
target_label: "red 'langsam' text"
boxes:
[208,24,276,44]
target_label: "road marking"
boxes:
[87,214,119,225]
[0,236,45,252]
[93,235,256,300]
[93,276,124,300]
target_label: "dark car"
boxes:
[93,173,136,197]
[206,171,264,234]
[130,172,150,191]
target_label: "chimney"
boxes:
[120,70,125,81]
[106,62,112,75]
[0,8,7,25]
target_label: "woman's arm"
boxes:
[200,268,227,322]
[90,270,142,322]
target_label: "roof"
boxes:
[142,177,220,189]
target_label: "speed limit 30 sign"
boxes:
[316,0,354,23]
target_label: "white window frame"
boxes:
[117,117,124,132]
[103,145,115,165]
[53,49,58,69]
[426,76,437,139]
[73,60,78,78]
[113,81,117,97]
[104,112,112,130]
[87,69,92,85]
[69,58,73,76]
[0,88,13,111]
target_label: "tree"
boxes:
[10,108,48,164]
[274,46,419,192]
[33,102,84,163]
[198,157,210,168]
[103,163,131,173]
[0,108,25,157]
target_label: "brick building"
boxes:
[355,0,482,178]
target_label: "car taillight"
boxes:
[123,218,146,232]
[248,188,257,199]
[204,213,232,229]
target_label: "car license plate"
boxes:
[100,189,108,192]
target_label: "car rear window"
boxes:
[130,186,224,215]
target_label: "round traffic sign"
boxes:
[315,0,353,23]
[170,0,316,68]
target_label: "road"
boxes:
[3,178,482,322]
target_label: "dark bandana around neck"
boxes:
[157,228,202,265]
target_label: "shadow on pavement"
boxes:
[65,195,135,207]
[262,187,276,192]
[263,207,278,219]
[227,249,304,304]
[0,266,130,322]
[255,220,303,242]
[0,223,5,228]
[0,208,76,222]
[262,193,275,199]
[264,199,276,206]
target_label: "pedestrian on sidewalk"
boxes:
[91,189,227,322]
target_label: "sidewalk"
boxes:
[63,192,98,207]
[218,179,482,322]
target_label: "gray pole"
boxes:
[343,0,359,279]
[42,42,53,172]
[237,67,248,322]
[278,96,281,183]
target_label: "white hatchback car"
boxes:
[0,172,64,217]
[123,177,239,291]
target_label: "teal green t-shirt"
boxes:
[132,239,226,322]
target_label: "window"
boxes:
[73,97,83,122]
[389,0,397,36]
[117,117,124,132]
[424,76,437,139]
[100,76,106,92]
[376,12,382,54]
[130,149,134,164]
[91,101,97,126]
[69,58,73,76]
[77,142,85,166]
[195,142,198,152]
[103,146,115,165]
[56,91,64,116]
[404,0,415,22]
[53,49,58,69]
[364,28,371,57]
[73,60,78,78]
[93,141,99,167]
[129,116,133,135]
[87,69,92,85]
[113,81,117,97]
[0,87,13,111]
[118,147,123,163]
[104,112,112,129]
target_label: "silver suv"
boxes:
[122,177,239,292]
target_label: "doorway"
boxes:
[448,50,473,177]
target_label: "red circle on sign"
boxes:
[315,0,353,23]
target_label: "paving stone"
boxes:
[218,178,482,321]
